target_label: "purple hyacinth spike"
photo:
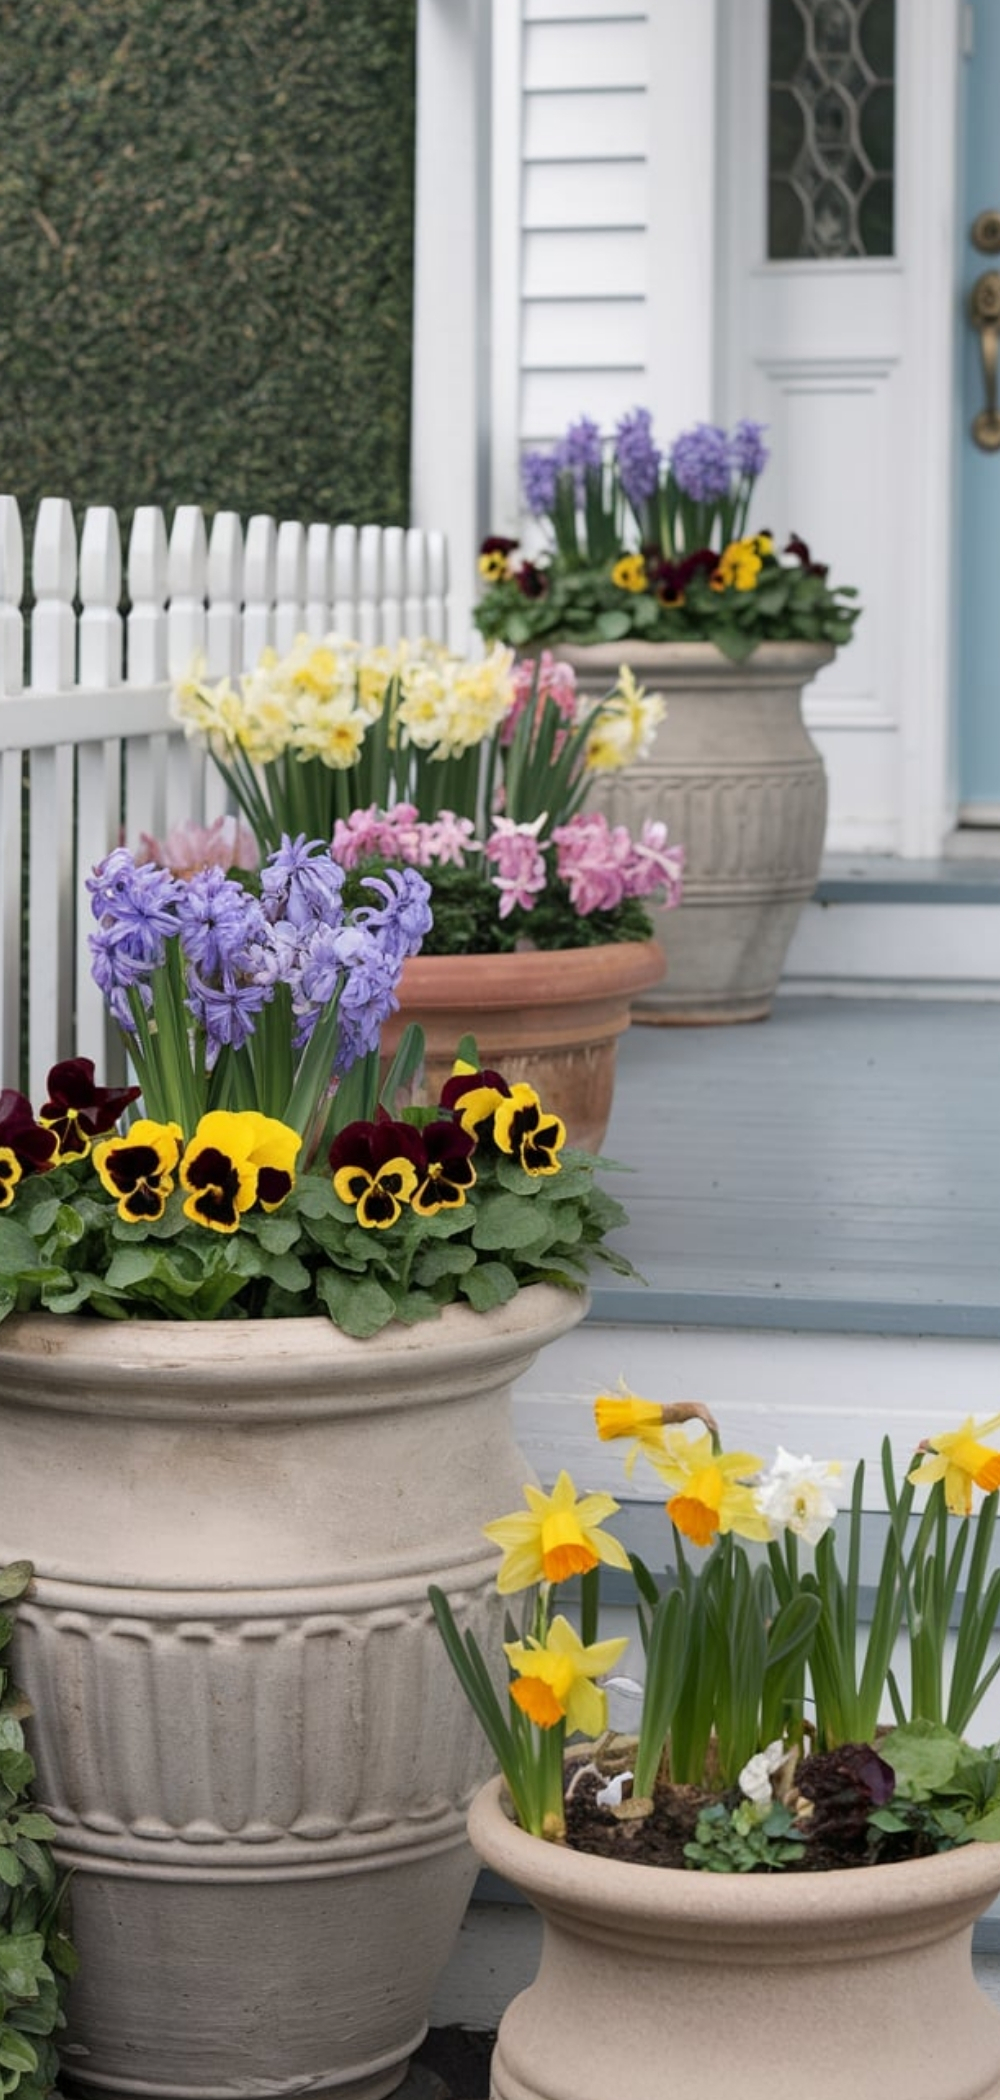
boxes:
[669,423,732,503]
[729,419,769,478]
[614,407,662,506]
[521,449,560,516]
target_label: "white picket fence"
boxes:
[0,495,449,1100]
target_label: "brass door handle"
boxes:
[971,270,1000,451]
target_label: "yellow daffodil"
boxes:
[610,553,648,594]
[908,1414,1000,1515]
[646,1427,769,1547]
[483,1470,631,1594]
[594,1391,671,1477]
[584,665,665,772]
[93,1120,184,1224]
[504,1616,629,1734]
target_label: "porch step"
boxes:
[512,997,1000,1488]
[781,854,1000,996]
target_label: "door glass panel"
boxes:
[768,0,895,258]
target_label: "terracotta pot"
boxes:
[470,1775,1000,2100]
[560,641,832,1024]
[0,1288,584,2100]
[382,940,665,1154]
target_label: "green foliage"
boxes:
[684,1799,807,1873]
[0,1132,635,1338]
[415,865,653,957]
[475,552,860,659]
[0,1565,76,2100]
[0,0,416,528]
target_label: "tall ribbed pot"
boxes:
[381,940,665,1155]
[470,1777,1000,2100]
[0,1288,584,2100]
[561,641,832,1023]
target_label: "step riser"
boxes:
[782,900,1000,991]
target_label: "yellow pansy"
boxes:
[93,1120,184,1225]
[611,553,648,594]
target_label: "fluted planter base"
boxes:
[383,940,665,1154]
[561,642,832,1023]
[0,1290,584,2100]
[470,1777,1000,2100]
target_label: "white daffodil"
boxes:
[738,1739,786,1807]
[755,1447,846,1546]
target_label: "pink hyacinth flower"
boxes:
[484,815,548,918]
[137,815,259,880]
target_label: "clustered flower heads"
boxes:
[88,836,431,1077]
[433,1391,1000,1861]
[0,1049,633,1332]
[475,407,860,659]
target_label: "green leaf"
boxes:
[0,2030,37,2074]
[0,1854,23,1889]
[460,1262,519,1313]
[0,1223,40,1278]
[471,1193,554,1252]
[315,1269,397,1339]
[0,1935,45,1997]
[412,1242,478,1285]
[879,1721,965,1799]
[594,609,631,641]
[0,1575,31,1613]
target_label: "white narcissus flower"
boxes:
[738,1740,786,1808]
[755,1447,846,1546]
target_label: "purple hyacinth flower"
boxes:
[356,867,434,965]
[260,834,346,931]
[614,407,662,505]
[554,416,603,498]
[175,868,268,978]
[669,423,732,503]
[185,970,272,1063]
[87,849,181,968]
[729,419,769,478]
[521,449,560,516]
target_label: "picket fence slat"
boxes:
[0,495,450,1097]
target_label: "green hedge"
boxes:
[0,0,416,533]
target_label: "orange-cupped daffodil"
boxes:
[646,1426,769,1547]
[908,1414,1000,1516]
[483,1470,631,1594]
[504,1615,629,1734]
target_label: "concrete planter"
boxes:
[0,1289,584,2100]
[561,641,832,1023]
[382,940,665,1154]
[470,1775,1000,2100]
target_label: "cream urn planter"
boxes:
[0,1288,584,2100]
[562,640,833,1024]
[470,1775,1000,2100]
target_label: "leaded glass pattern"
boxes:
[768,0,895,259]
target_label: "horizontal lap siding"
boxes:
[519,7,651,455]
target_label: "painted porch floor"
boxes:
[592,993,1000,1340]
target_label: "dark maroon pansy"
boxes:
[0,1090,58,1174]
[39,1057,141,1160]
[480,535,520,557]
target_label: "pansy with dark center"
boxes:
[179,1111,301,1234]
[493,1083,565,1177]
[328,1118,424,1230]
[0,1091,58,1210]
[411,1120,477,1216]
[38,1057,141,1163]
[438,1063,512,1138]
[92,1120,184,1223]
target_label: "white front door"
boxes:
[716,0,961,856]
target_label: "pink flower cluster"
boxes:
[483,816,548,919]
[137,815,259,880]
[502,650,580,748]
[331,804,475,870]
[552,813,685,917]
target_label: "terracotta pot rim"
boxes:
[400,938,665,1006]
[468,1775,1000,1929]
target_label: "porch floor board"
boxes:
[593,995,1000,1339]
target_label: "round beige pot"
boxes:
[381,940,665,1154]
[562,640,832,1023]
[470,1776,1000,2100]
[0,1289,584,2100]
